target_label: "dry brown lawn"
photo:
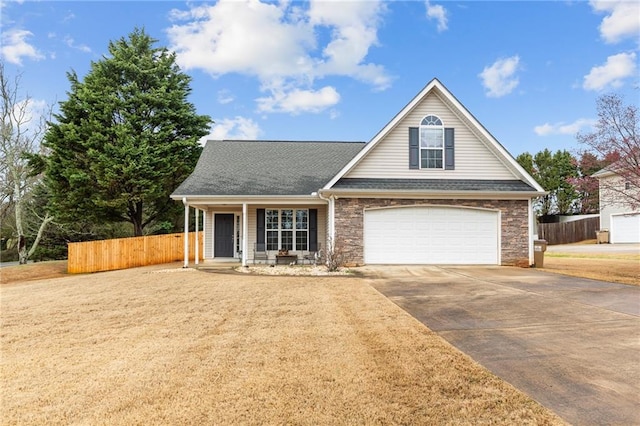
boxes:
[0,260,67,285]
[1,264,565,425]
[544,252,640,286]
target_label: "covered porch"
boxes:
[180,197,330,267]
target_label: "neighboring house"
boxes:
[592,167,640,243]
[171,78,545,267]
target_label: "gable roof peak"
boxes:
[323,78,544,193]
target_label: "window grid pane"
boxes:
[421,115,442,126]
[266,231,278,251]
[281,231,293,251]
[281,210,293,230]
[296,210,308,230]
[296,231,308,251]
[266,210,278,230]
[420,128,443,148]
[421,149,443,169]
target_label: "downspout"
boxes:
[182,197,189,268]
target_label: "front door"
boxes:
[214,214,234,257]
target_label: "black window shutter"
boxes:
[256,208,265,247]
[409,127,419,169]
[309,209,318,251]
[445,128,455,170]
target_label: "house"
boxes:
[592,166,640,243]
[171,78,545,267]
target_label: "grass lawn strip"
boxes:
[1,266,565,425]
[542,256,639,286]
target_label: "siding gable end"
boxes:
[324,78,544,193]
[345,91,516,180]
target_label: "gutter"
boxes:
[319,188,548,199]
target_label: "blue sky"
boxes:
[1,0,638,157]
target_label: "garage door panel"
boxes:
[611,213,640,244]
[364,206,499,264]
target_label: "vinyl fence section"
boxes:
[537,217,600,245]
[67,232,203,274]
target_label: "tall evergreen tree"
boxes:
[42,28,211,236]
[516,149,579,217]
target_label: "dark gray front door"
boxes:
[214,214,234,257]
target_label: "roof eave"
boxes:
[591,169,615,178]
[319,188,547,199]
[171,194,327,206]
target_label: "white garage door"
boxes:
[364,206,499,264]
[611,213,640,243]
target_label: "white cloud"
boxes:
[167,1,314,79]
[425,1,448,32]
[166,0,389,114]
[478,56,521,98]
[534,118,596,136]
[307,0,390,88]
[256,85,340,114]
[0,29,44,65]
[583,52,637,91]
[217,89,235,105]
[64,35,91,53]
[200,116,262,143]
[590,1,640,44]
[62,12,76,23]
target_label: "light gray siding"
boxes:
[598,174,639,230]
[204,205,327,262]
[204,208,242,258]
[346,92,516,180]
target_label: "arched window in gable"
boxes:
[419,115,444,169]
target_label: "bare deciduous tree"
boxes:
[577,93,639,210]
[0,63,53,264]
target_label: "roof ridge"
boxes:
[211,139,366,144]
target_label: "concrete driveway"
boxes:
[364,266,640,426]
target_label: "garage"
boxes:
[610,213,640,243]
[363,206,499,264]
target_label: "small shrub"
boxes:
[324,238,346,272]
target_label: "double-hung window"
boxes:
[420,115,444,169]
[265,209,308,251]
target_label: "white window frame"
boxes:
[265,208,309,251]
[419,115,444,169]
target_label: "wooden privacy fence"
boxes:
[68,232,203,274]
[537,217,600,245]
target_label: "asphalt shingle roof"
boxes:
[172,140,366,196]
[332,178,537,192]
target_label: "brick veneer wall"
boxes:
[334,198,530,266]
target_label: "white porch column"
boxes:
[203,209,207,260]
[182,198,189,268]
[328,196,336,249]
[195,208,199,265]
[242,203,248,267]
